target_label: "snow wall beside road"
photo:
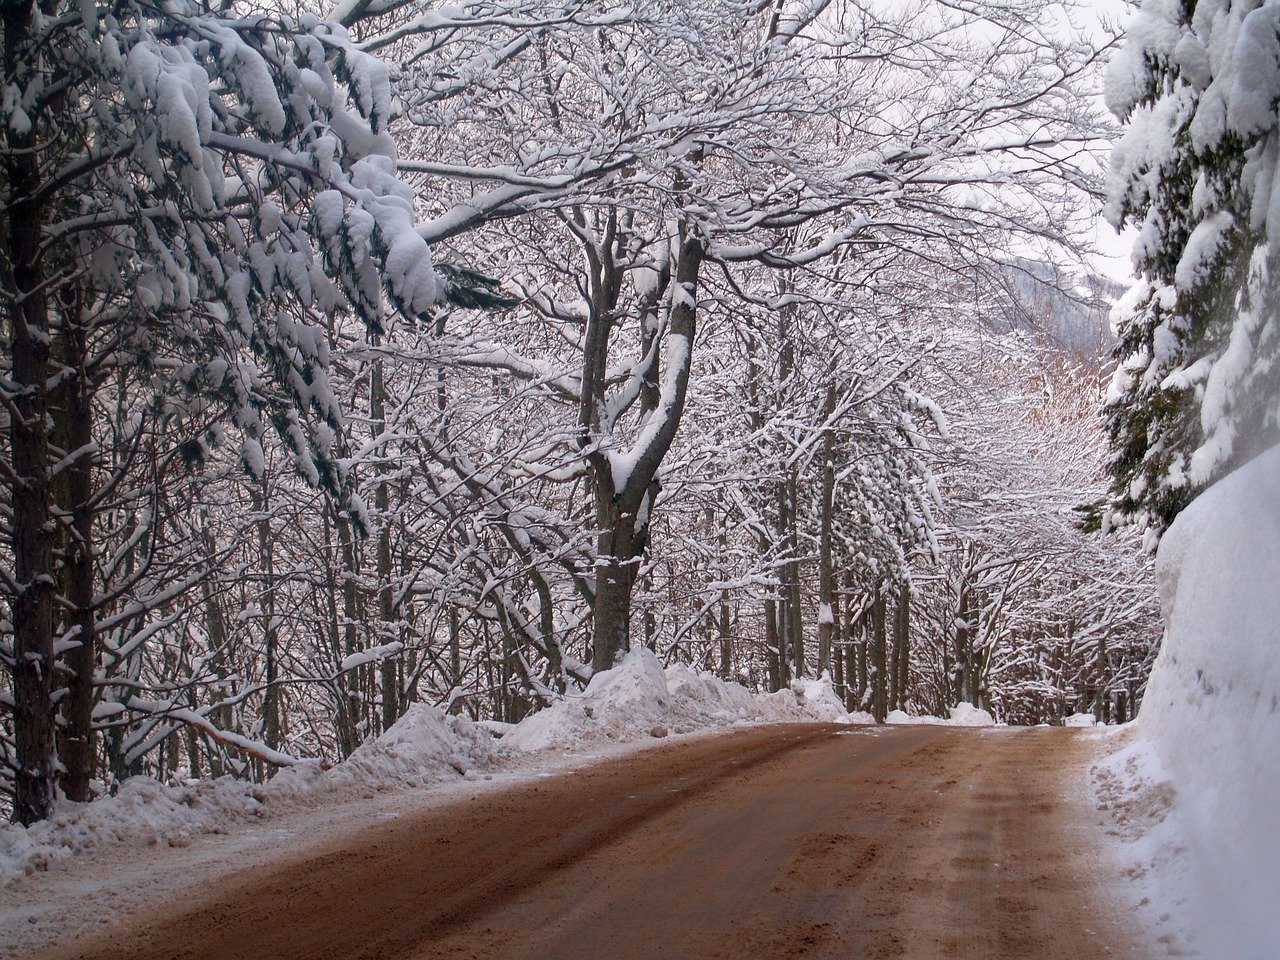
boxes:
[1141,442,1280,958]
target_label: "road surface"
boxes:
[42,724,1144,960]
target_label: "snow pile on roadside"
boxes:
[1093,726,1190,950]
[1095,443,1280,959]
[0,646,1025,886]
[297,703,493,791]
[501,648,867,753]
[0,703,492,884]
[946,702,997,726]
[884,703,996,726]
[886,709,945,725]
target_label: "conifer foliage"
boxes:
[1105,0,1280,545]
[0,0,437,825]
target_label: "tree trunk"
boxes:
[449,606,464,714]
[371,350,400,734]
[892,581,910,712]
[764,595,781,692]
[56,302,98,802]
[955,584,976,706]
[5,2,56,824]
[591,501,642,672]
[889,603,901,712]
[817,383,836,677]
[48,293,98,803]
[773,477,794,687]
[786,466,804,681]
[832,634,844,700]
[848,638,862,712]
[718,600,732,680]
[870,586,888,723]
[201,524,234,776]
[322,507,358,758]
[335,510,365,735]
[589,234,703,671]
[256,480,281,756]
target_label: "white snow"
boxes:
[1226,5,1280,137]
[0,704,492,883]
[946,702,998,726]
[1173,210,1233,290]
[1094,442,1280,959]
[502,649,861,752]
[884,704,997,727]
[339,641,404,672]
[886,709,945,725]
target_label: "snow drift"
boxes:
[0,705,492,882]
[1097,443,1280,959]
[501,648,864,752]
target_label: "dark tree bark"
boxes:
[4,2,58,825]
[370,348,400,733]
[955,583,977,707]
[891,581,910,712]
[764,594,782,692]
[785,467,805,679]
[870,585,888,723]
[255,480,281,756]
[201,524,235,776]
[56,305,98,802]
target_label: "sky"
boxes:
[1087,0,1140,283]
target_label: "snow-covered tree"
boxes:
[379,0,1108,675]
[0,0,1132,825]
[639,261,943,695]
[0,1,439,825]
[1104,0,1280,544]
[909,292,1159,723]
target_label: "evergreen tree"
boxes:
[1104,0,1280,546]
[0,0,438,825]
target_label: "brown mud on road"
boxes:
[43,724,1146,960]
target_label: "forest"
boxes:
[0,0,1171,827]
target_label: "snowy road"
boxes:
[36,724,1144,960]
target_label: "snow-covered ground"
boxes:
[1093,444,1280,959]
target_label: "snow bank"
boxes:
[884,704,995,726]
[1096,443,1280,959]
[946,702,997,726]
[0,704,492,884]
[333,703,494,786]
[501,649,866,753]
[886,708,944,725]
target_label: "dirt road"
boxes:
[43,724,1143,960]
